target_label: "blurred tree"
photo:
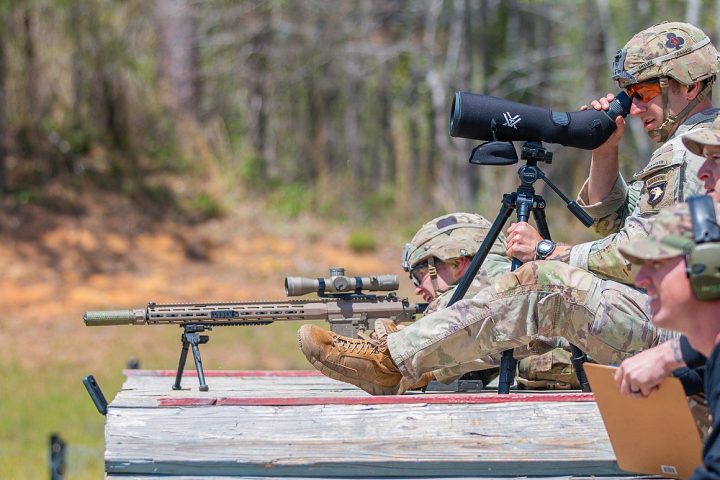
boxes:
[0,0,717,233]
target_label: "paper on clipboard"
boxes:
[585,363,703,479]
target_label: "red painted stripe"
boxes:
[123,369,323,377]
[159,393,595,407]
[161,398,218,406]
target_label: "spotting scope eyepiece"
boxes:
[285,267,399,297]
[449,91,631,150]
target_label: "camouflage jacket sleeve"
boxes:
[575,174,641,237]
[568,110,716,284]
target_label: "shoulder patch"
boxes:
[645,174,668,206]
[634,140,678,180]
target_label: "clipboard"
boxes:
[585,363,703,479]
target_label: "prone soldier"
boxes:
[393,212,578,392]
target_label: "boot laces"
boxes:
[335,334,384,356]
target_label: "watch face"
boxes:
[537,239,555,258]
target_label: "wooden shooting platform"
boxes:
[103,369,648,479]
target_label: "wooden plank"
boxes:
[105,371,630,478]
[106,476,642,480]
[106,476,644,480]
[105,371,629,480]
[162,393,594,407]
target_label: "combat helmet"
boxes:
[401,212,507,290]
[612,21,720,142]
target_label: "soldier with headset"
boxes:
[616,197,720,479]
[614,114,720,397]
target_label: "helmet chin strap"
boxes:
[427,256,443,295]
[650,76,715,142]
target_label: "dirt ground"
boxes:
[0,187,410,373]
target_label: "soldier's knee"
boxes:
[510,261,592,289]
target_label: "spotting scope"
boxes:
[449,91,632,150]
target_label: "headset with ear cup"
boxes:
[687,195,720,300]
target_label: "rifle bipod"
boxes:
[173,324,211,391]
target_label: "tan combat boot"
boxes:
[298,324,403,395]
[369,319,434,393]
[397,371,434,393]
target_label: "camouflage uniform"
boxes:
[401,213,512,382]
[403,215,578,386]
[569,109,717,284]
[385,22,719,383]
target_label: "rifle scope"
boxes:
[285,268,399,296]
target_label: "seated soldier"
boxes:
[296,22,718,396]
[614,115,720,397]
[615,200,720,479]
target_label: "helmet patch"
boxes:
[436,215,458,230]
[665,33,685,50]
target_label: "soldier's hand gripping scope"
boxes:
[285,267,399,297]
[449,91,632,150]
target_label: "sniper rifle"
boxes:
[83,268,426,391]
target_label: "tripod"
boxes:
[446,141,592,393]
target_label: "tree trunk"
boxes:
[0,10,6,193]
[424,0,457,211]
[156,0,201,116]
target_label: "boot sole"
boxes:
[297,326,400,396]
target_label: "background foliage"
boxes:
[2,1,720,478]
[2,0,719,228]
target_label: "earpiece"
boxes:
[686,195,720,300]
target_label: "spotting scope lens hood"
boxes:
[448,91,631,150]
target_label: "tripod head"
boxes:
[469,140,552,166]
[468,140,592,228]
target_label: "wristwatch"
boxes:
[535,239,557,260]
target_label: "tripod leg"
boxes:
[498,350,517,394]
[448,195,515,305]
[532,204,551,239]
[173,336,191,390]
[570,345,591,392]
[532,203,590,392]
[498,191,537,393]
[447,195,516,393]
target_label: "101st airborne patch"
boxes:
[645,173,668,206]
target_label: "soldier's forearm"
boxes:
[547,244,572,263]
[588,146,621,204]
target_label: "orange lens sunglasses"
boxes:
[625,79,662,103]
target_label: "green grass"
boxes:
[0,321,316,478]
[348,228,377,252]
[0,361,120,479]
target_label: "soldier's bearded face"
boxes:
[699,145,720,201]
[635,256,695,331]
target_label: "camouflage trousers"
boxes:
[387,260,678,382]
